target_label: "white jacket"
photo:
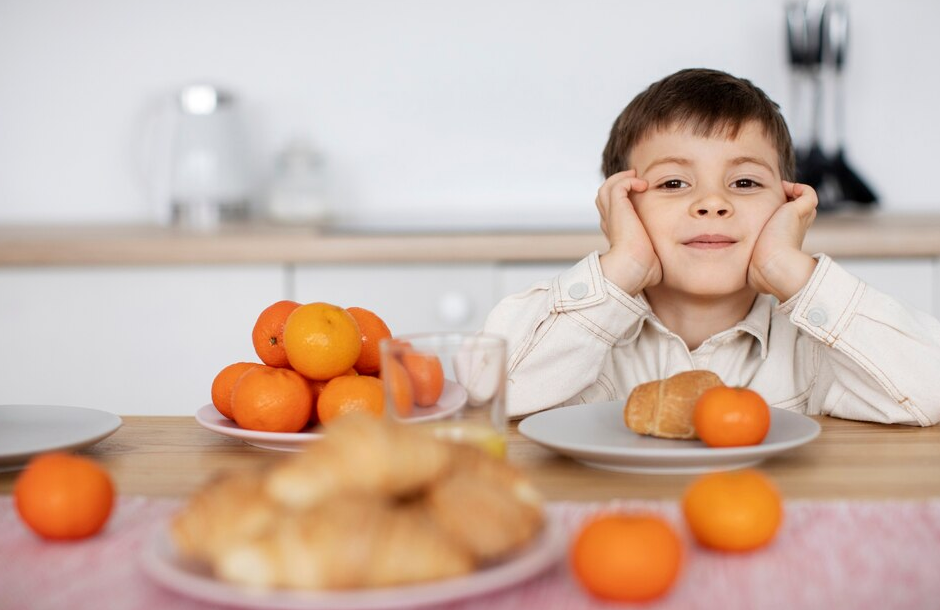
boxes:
[483,251,940,425]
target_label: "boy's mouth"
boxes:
[683,234,737,249]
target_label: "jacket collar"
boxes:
[636,292,773,359]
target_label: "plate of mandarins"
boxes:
[199,300,471,451]
[519,400,820,475]
[195,380,468,452]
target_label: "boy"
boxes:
[484,68,940,426]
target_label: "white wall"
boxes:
[1,0,937,229]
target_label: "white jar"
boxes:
[266,139,331,225]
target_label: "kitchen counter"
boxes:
[2,210,940,265]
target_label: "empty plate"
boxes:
[0,404,122,471]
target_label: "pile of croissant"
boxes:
[172,414,544,590]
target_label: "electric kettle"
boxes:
[166,84,253,229]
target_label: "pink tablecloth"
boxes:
[2,495,940,610]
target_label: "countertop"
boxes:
[2,211,940,266]
[3,415,938,500]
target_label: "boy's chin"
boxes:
[657,276,752,300]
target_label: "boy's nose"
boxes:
[690,195,734,218]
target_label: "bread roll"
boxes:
[624,371,724,439]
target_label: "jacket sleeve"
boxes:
[482,251,649,418]
[783,254,940,426]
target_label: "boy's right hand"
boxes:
[597,170,661,295]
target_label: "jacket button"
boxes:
[568,282,589,299]
[807,307,828,326]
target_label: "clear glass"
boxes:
[379,332,507,458]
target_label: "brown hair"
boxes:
[601,68,795,181]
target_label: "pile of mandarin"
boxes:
[211,301,444,433]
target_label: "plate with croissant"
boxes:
[142,414,566,609]
[518,371,821,474]
[195,380,468,452]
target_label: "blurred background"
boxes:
[1,0,937,231]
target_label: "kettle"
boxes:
[167,84,254,229]
[139,84,255,230]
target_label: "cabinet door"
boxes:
[836,258,935,316]
[293,264,498,335]
[0,265,286,415]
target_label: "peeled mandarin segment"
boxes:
[401,352,445,407]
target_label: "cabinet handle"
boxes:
[437,291,473,326]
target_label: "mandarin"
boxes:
[401,352,445,407]
[383,358,414,417]
[251,300,301,368]
[211,361,263,420]
[283,303,362,381]
[570,513,683,602]
[307,368,358,426]
[317,375,385,424]
[346,306,392,375]
[694,386,770,447]
[231,365,313,433]
[682,469,783,552]
[14,453,114,540]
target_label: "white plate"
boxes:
[140,514,566,610]
[195,380,468,452]
[518,401,821,474]
[0,404,122,471]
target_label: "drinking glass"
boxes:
[379,332,507,457]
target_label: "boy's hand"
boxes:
[747,181,819,301]
[597,170,662,295]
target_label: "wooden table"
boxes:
[3,415,938,500]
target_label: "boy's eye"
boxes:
[731,178,762,189]
[659,179,689,189]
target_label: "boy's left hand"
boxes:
[747,181,819,302]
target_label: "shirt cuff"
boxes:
[786,254,865,345]
[550,251,649,344]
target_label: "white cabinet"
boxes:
[1,256,935,416]
[0,265,286,416]
[293,263,499,336]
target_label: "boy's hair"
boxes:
[601,68,795,181]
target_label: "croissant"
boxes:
[624,370,724,439]
[172,414,546,590]
[426,472,543,563]
[216,495,474,589]
[171,467,279,563]
[265,413,452,509]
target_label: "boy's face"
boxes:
[629,121,786,299]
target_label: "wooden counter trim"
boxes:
[2,212,940,265]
